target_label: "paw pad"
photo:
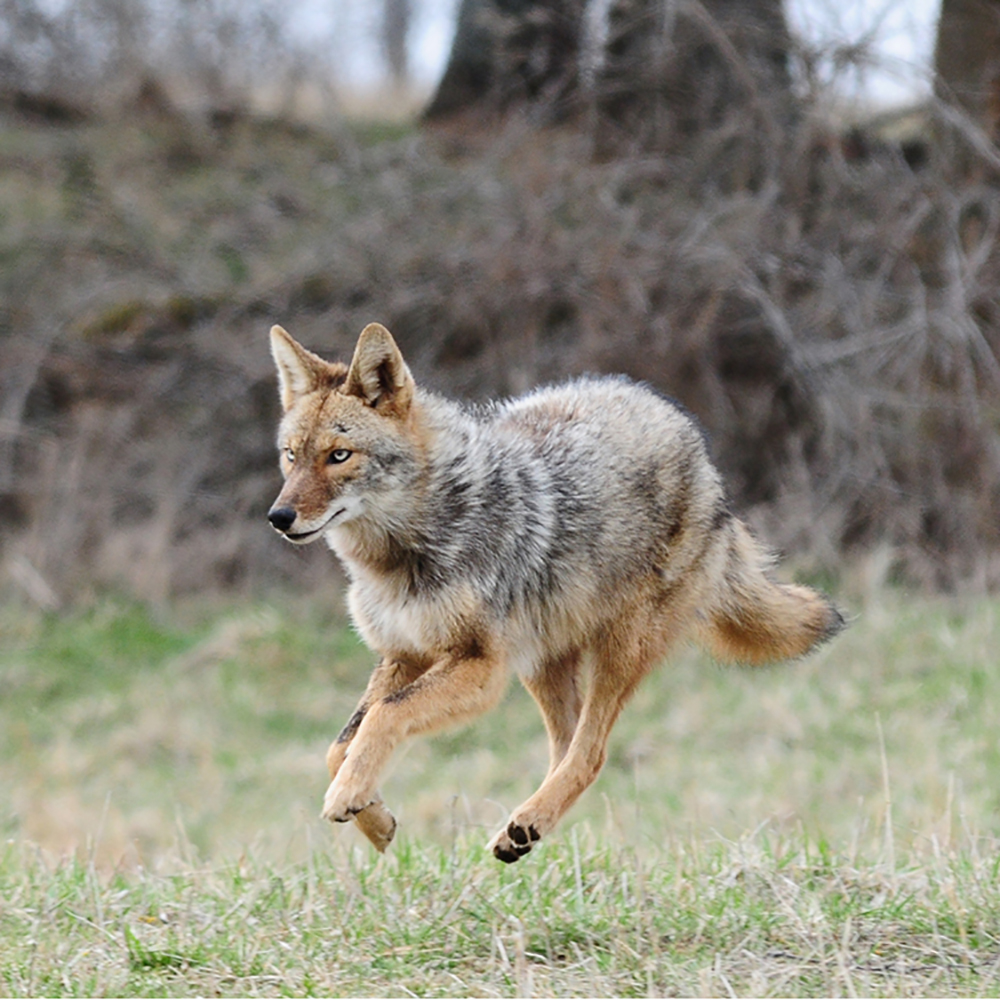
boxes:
[491,821,543,863]
[508,822,530,846]
[494,844,522,864]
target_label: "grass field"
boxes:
[2,588,1000,996]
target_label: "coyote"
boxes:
[267,322,843,862]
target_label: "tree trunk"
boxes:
[423,0,586,121]
[382,0,412,90]
[423,0,796,178]
[934,0,1000,144]
[595,0,795,169]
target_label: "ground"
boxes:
[2,588,999,996]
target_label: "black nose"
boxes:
[268,506,296,532]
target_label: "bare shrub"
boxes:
[2,6,1000,601]
[0,0,337,119]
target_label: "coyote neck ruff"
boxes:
[268,322,844,862]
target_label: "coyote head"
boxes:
[267,323,419,544]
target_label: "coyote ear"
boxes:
[344,323,414,417]
[270,325,333,411]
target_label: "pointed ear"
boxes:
[270,325,336,411]
[344,323,414,417]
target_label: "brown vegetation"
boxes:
[2,3,1000,603]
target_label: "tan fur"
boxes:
[267,323,845,862]
[697,519,841,665]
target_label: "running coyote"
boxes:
[267,322,843,862]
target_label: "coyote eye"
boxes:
[284,448,295,463]
[328,448,352,464]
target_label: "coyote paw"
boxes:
[353,799,398,853]
[321,778,376,824]
[488,818,541,863]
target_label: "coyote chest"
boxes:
[340,554,482,662]
[338,543,556,678]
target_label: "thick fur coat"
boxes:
[268,322,843,861]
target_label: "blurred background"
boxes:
[3,0,1000,605]
[2,0,1000,869]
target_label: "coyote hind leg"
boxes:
[520,648,584,777]
[489,629,663,863]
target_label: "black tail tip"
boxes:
[821,601,848,643]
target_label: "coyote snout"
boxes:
[267,321,845,862]
[266,503,347,542]
[267,506,296,533]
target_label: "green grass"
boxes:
[2,591,1000,995]
[3,831,1000,996]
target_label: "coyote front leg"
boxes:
[322,648,507,823]
[326,657,427,851]
[326,657,427,779]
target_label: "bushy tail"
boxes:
[699,519,844,666]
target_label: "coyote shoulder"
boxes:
[267,322,843,862]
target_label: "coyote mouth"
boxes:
[285,508,346,543]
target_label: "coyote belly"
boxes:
[267,322,844,862]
